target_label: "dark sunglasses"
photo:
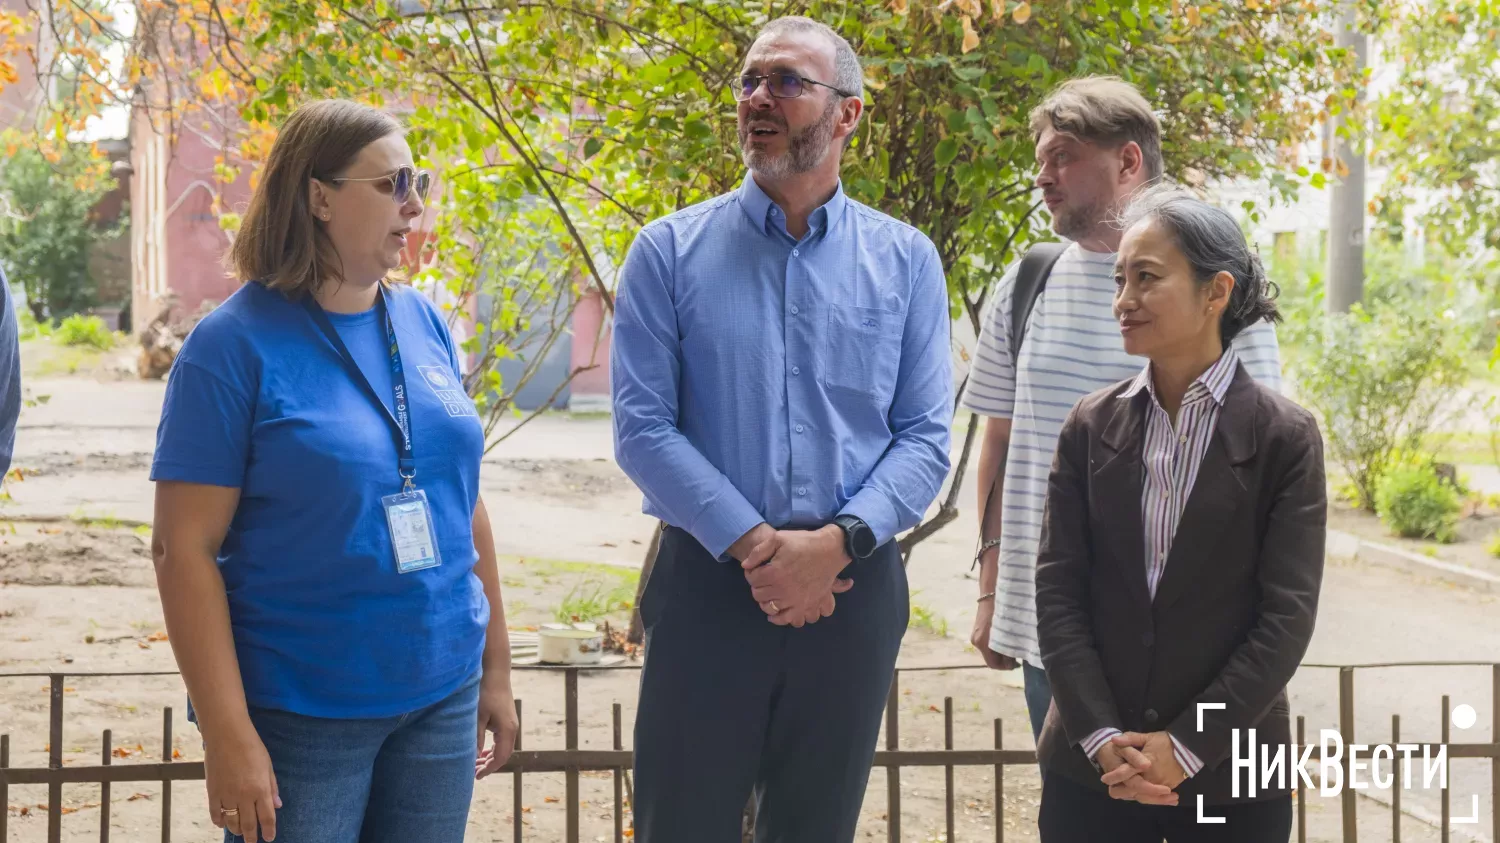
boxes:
[324,165,432,203]
[734,72,858,101]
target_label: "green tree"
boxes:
[7,0,1359,553]
[1373,0,1500,252]
[0,138,120,322]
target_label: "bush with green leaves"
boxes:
[1289,302,1472,512]
[55,314,114,350]
[0,140,121,322]
[1374,460,1462,543]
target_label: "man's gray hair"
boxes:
[755,16,863,99]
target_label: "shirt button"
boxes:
[792,249,800,257]
[1145,709,1159,724]
[795,424,804,433]
[797,487,807,497]
[1179,435,1187,444]
[790,305,799,315]
[791,366,800,376]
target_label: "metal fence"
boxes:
[2,662,1496,843]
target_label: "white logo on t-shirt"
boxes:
[417,365,477,418]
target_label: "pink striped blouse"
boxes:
[1078,348,1241,779]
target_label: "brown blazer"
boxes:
[1035,364,1326,805]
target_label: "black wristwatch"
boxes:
[833,515,877,560]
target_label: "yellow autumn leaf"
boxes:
[961,15,980,53]
[957,0,982,16]
[1185,7,1201,26]
[0,59,17,87]
[992,0,1006,20]
[1247,0,1261,8]
[1334,157,1349,179]
[1014,1,1033,23]
[891,0,907,13]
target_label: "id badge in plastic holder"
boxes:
[382,489,442,574]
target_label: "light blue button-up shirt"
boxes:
[611,175,954,560]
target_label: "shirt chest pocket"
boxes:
[823,304,903,401]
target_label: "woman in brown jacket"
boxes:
[1034,188,1326,842]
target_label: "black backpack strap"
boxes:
[1008,242,1068,364]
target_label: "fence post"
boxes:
[944,697,954,843]
[48,674,63,843]
[993,719,1003,843]
[1440,695,1450,843]
[566,669,579,843]
[886,672,900,843]
[2,733,10,842]
[1339,667,1356,843]
[102,729,112,843]
[161,707,173,843]
[513,699,523,843]
[1296,716,1306,843]
[1390,716,1399,843]
[1492,665,1498,843]
[613,703,624,843]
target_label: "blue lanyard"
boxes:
[302,286,415,489]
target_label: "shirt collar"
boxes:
[737,172,849,239]
[1121,346,1240,408]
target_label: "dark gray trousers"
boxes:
[632,526,908,843]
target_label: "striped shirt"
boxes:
[961,244,1282,669]
[1076,348,1243,777]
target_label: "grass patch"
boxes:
[552,580,635,625]
[507,556,640,587]
[21,337,114,378]
[909,596,949,637]
[1421,432,1494,466]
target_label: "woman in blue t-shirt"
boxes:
[149,99,518,843]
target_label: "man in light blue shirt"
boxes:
[612,15,952,843]
[0,265,22,480]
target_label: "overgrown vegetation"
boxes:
[1373,457,1463,543]
[0,137,122,322]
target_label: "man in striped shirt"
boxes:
[961,77,1283,746]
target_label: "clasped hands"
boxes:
[1096,731,1188,806]
[730,523,852,627]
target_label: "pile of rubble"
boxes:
[136,293,214,379]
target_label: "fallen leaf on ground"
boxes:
[147,631,168,642]
[127,793,151,802]
[544,796,560,803]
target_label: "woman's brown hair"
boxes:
[229,99,403,298]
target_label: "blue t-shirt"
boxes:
[150,281,488,719]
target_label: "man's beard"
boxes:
[740,98,839,179]
[1050,195,1112,243]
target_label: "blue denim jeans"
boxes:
[1023,661,1051,744]
[226,672,480,843]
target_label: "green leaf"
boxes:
[935,138,959,168]
[583,138,603,159]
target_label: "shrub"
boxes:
[1374,461,1462,543]
[1290,302,1473,511]
[55,314,114,350]
[1486,533,1500,559]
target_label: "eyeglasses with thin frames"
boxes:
[734,72,859,101]
[323,165,432,204]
